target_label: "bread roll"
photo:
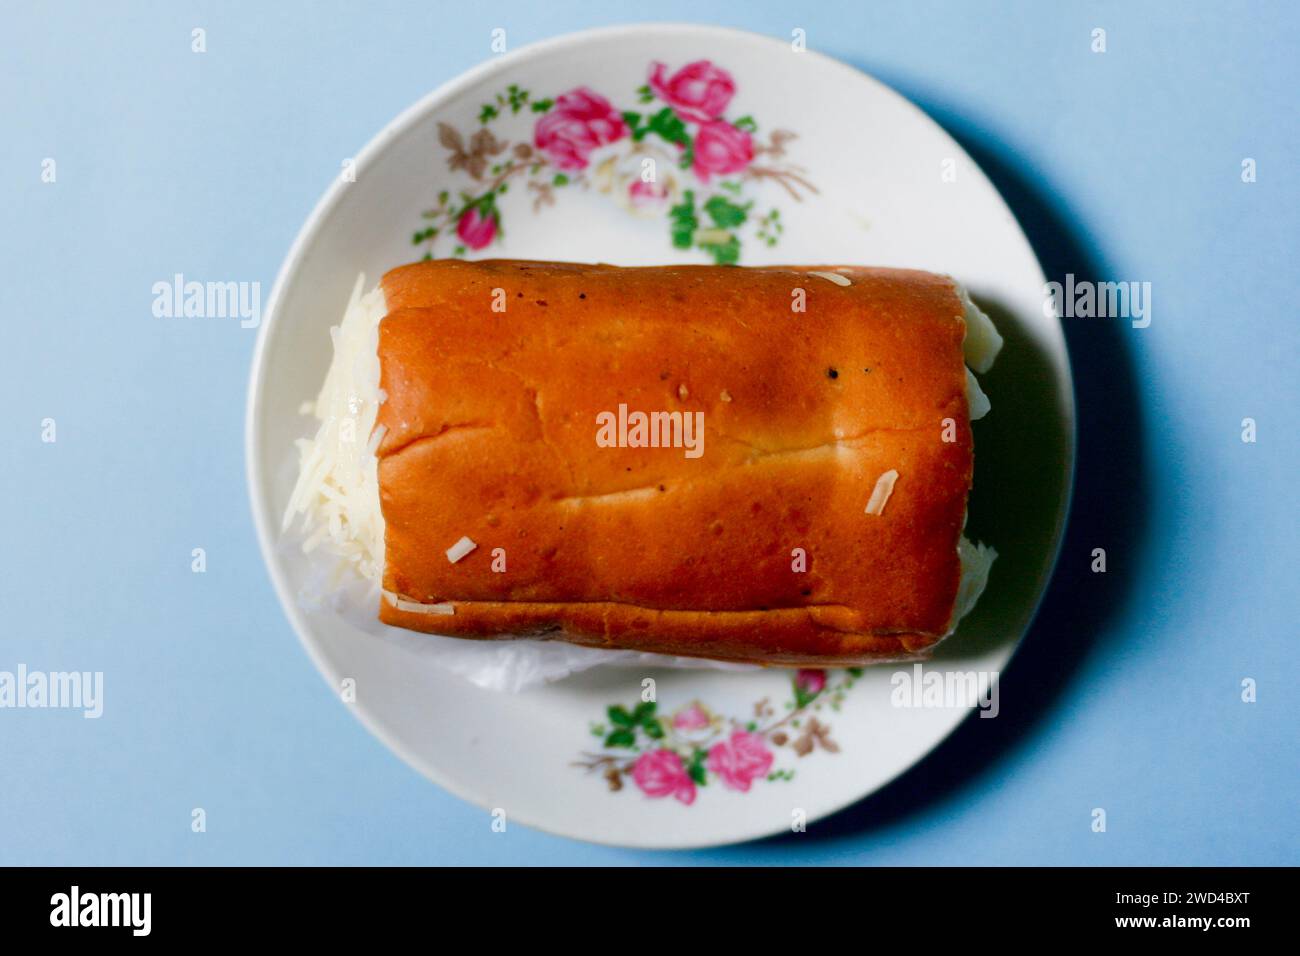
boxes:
[362,259,996,665]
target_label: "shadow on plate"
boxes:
[928,292,1072,664]
[733,77,1153,851]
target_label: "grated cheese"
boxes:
[281,274,388,583]
[966,367,991,420]
[950,537,997,631]
[808,270,852,287]
[864,469,899,515]
[957,283,1003,374]
[382,590,455,615]
[446,536,478,564]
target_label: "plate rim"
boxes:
[245,21,1077,850]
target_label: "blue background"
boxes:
[2,0,1296,865]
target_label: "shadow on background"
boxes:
[746,77,1153,850]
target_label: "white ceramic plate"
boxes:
[246,23,1074,848]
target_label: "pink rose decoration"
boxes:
[649,60,736,123]
[795,669,827,695]
[455,206,497,250]
[706,730,774,792]
[628,178,669,208]
[533,87,628,170]
[673,703,710,731]
[692,120,753,182]
[632,749,696,805]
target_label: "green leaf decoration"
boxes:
[604,728,637,749]
[530,98,554,113]
[645,107,689,146]
[552,173,569,186]
[669,190,698,250]
[703,195,751,229]
[607,705,635,727]
[478,104,498,124]
[636,84,654,104]
[686,749,709,785]
[643,720,665,740]
[699,234,741,266]
[507,85,529,113]
[734,115,758,133]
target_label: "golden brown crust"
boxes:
[375,259,972,666]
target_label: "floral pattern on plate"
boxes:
[573,668,864,804]
[410,59,818,264]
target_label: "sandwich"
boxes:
[283,259,1000,666]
